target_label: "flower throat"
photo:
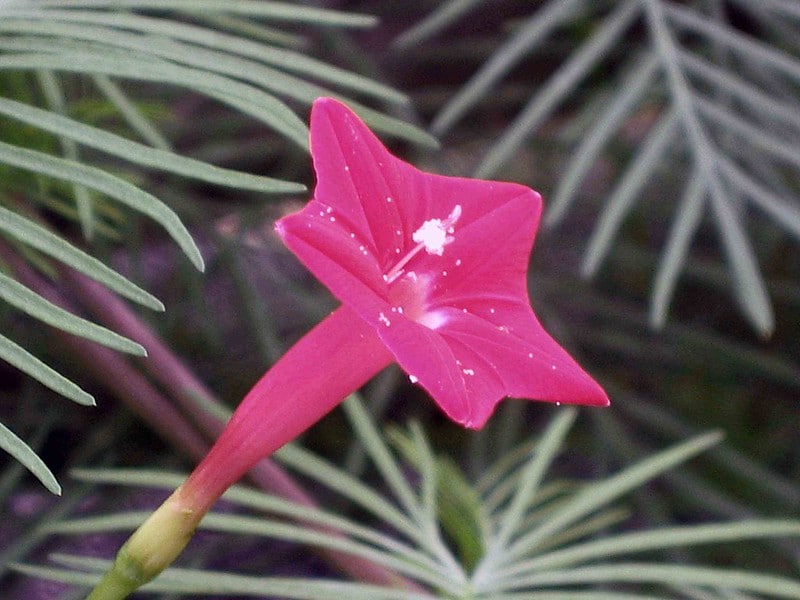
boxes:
[383,204,462,284]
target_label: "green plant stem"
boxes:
[86,486,202,600]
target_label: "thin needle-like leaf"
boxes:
[717,156,800,241]
[432,0,586,135]
[45,511,452,591]
[735,0,800,19]
[498,562,800,598]
[91,74,171,150]
[0,333,94,406]
[473,409,577,588]
[0,10,404,103]
[679,51,800,134]
[501,521,800,579]
[707,182,774,337]
[502,432,723,564]
[0,97,305,194]
[492,410,576,555]
[68,468,436,569]
[394,0,485,50]
[408,423,438,527]
[546,52,660,228]
[0,206,163,310]
[199,13,305,47]
[0,420,60,495]
[36,68,96,239]
[0,271,145,356]
[475,0,641,178]
[13,557,434,600]
[0,21,346,111]
[404,423,467,585]
[476,438,537,497]
[666,2,800,85]
[0,49,308,151]
[19,1,379,28]
[581,109,680,278]
[342,396,422,524]
[276,442,421,543]
[0,140,204,271]
[696,97,800,171]
[645,0,774,336]
[649,170,706,329]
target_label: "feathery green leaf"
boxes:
[0,141,204,271]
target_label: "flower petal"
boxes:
[276,198,387,321]
[278,97,608,429]
[308,98,420,269]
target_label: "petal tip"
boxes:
[274,218,287,240]
[311,96,351,124]
[581,380,611,408]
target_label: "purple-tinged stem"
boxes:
[62,270,225,442]
[0,243,209,459]
[63,268,309,501]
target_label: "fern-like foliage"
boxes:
[399,0,800,337]
[14,399,800,598]
[0,1,429,492]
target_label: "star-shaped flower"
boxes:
[277,98,608,428]
[85,98,608,600]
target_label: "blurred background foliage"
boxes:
[0,1,798,598]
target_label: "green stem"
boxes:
[86,487,202,600]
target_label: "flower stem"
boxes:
[86,487,200,600]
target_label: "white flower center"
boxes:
[383,205,462,284]
[412,218,449,255]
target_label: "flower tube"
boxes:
[86,98,608,599]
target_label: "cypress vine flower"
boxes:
[86,98,607,599]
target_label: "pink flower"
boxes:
[188,96,609,518]
[277,97,608,428]
[86,98,608,599]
